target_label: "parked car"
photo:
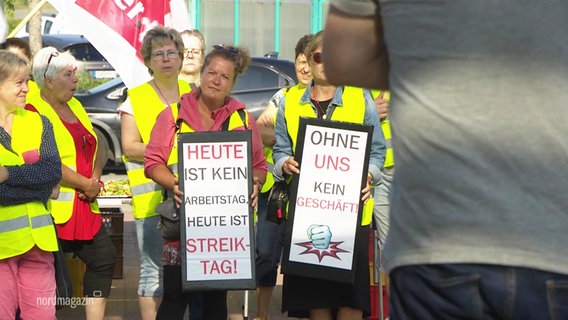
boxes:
[75,57,297,169]
[14,13,77,38]
[22,34,117,79]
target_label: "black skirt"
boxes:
[282,225,371,318]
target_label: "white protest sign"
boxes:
[288,123,368,269]
[178,131,254,289]
[281,118,373,285]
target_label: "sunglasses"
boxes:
[44,51,59,79]
[213,44,240,56]
[312,52,323,64]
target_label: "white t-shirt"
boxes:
[117,97,134,116]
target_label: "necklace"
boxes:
[153,80,171,107]
[311,88,325,118]
[314,99,324,118]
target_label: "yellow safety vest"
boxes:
[0,109,59,259]
[284,86,374,226]
[124,81,191,219]
[26,95,100,224]
[371,90,394,168]
[28,80,39,97]
[260,147,274,194]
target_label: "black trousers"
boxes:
[60,226,116,297]
[157,265,228,320]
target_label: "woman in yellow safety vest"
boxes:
[273,31,386,320]
[0,51,61,320]
[145,44,266,320]
[253,33,314,320]
[26,47,116,320]
[118,26,190,320]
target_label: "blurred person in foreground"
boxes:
[145,44,267,320]
[178,29,206,87]
[119,25,190,320]
[0,50,61,320]
[253,33,313,320]
[273,30,385,320]
[324,1,568,318]
[26,47,116,320]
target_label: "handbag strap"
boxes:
[222,108,248,131]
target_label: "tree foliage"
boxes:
[1,0,17,18]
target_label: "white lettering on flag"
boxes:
[47,0,190,88]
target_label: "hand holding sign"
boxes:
[307,225,332,249]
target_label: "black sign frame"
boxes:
[177,130,256,291]
[281,117,373,284]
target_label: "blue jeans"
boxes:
[373,173,392,243]
[135,215,163,297]
[390,264,568,320]
[255,191,287,286]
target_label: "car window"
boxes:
[233,64,281,92]
[44,20,53,34]
[66,44,107,62]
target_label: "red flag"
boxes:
[47,0,190,88]
[0,11,7,42]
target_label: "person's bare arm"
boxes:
[92,141,104,179]
[323,4,389,90]
[61,165,100,200]
[256,101,277,148]
[121,113,146,161]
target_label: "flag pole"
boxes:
[7,0,48,38]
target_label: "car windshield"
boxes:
[232,64,282,92]
[67,44,108,62]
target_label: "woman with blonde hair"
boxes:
[0,50,61,320]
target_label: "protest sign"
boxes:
[178,131,255,291]
[282,118,373,283]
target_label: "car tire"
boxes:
[94,127,109,169]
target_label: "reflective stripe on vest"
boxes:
[371,90,394,168]
[284,85,374,226]
[261,147,275,194]
[0,109,58,259]
[0,213,55,233]
[26,95,100,223]
[125,81,191,219]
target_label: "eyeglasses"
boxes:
[184,49,202,58]
[151,49,180,61]
[213,44,240,56]
[312,52,323,64]
[44,51,59,79]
